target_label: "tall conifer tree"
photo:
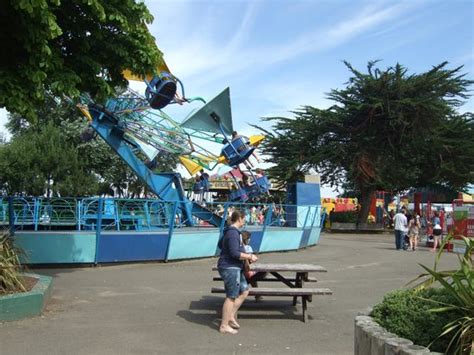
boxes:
[259,62,474,224]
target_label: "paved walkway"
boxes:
[1,233,459,355]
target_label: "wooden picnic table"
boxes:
[248,263,326,300]
[212,263,331,322]
[213,263,326,286]
[212,262,327,273]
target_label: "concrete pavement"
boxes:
[0,232,459,355]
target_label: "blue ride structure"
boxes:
[80,82,270,228]
[86,103,198,226]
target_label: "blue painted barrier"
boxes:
[8,197,325,264]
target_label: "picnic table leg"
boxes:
[293,272,305,305]
[302,296,308,322]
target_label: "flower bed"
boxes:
[0,273,53,321]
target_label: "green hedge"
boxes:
[371,288,462,353]
[329,211,358,223]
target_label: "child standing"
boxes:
[241,230,264,301]
[241,230,257,280]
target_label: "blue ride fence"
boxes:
[1,197,325,264]
[1,197,324,233]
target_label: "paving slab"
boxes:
[0,233,459,355]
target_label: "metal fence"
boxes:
[1,197,324,234]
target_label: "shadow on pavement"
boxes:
[177,296,303,328]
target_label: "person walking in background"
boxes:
[408,213,421,251]
[199,169,210,200]
[431,210,442,252]
[192,175,203,202]
[393,208,408,250]
[217,210,258,334]
[420,211,428,238]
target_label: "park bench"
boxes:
[211,286,333,322]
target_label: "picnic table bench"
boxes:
[212,275,318,283]
[212,263,333,322]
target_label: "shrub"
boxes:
[410,235,473,354]
[0,232,26,295]
[330,211,358,223]
[371,288,463,352]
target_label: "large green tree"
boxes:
[259,62,474,224]
[0,0,162,120]
[0,122,98,196]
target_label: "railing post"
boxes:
[94,198,104,265]
[262,203,273,235]
[34,198,39,231]
[144,201,151,230]
[77,199,82,231]
[165,201,179,262]
[8,196,15,236]
[302,205,312,229]
[115,199,120,231]
[316,206,324,228]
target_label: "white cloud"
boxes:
[146,0,260,81]
[148,1,420,90]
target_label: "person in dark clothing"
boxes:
[217,210,258,334]
[200,169,210,192]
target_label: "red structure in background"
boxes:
[321,197,357,214]
[452,199,474,238]
[370,191,394,224]
[369,191,377,218]
[414,192,422,215]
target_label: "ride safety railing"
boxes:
[1,196,324,235]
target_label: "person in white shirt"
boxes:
[393,208,408,250]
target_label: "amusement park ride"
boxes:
[77,54,270,227]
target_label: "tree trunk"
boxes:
[357,188,375,227]
[47,176,52,198]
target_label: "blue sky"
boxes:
[146,0,473,195]
[142,0,473,122]
[0,0,472,195]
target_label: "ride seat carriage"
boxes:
[229,176,271,202]
[221,136,255,167]
[247,176,271,198]
[145,72,177,109]
[229,188,249,202]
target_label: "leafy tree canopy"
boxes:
[258,61,474,222]
[0,121,98,196]
[0,0,162,121]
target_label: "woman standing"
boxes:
[217,210,258,334]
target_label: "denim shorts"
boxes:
[218,267,249,299]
